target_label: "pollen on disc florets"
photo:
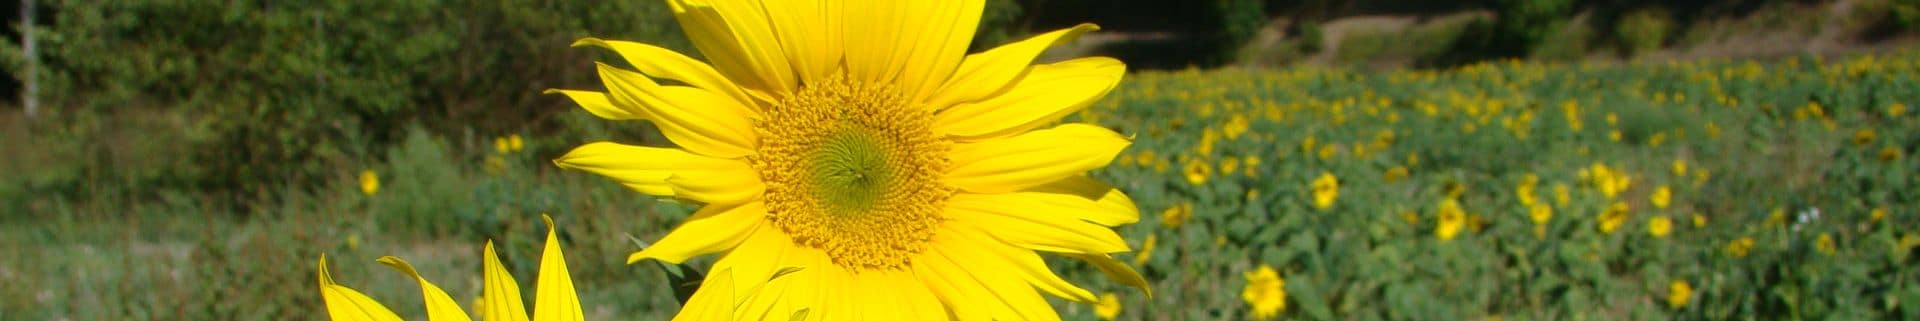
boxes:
[749,73,953,271]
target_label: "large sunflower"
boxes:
[550,1,1147,319]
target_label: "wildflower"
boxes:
[1853,128,1876,146]
[1650,185,1672,209]
[1671,159,1688,177]
[1186,160,1213,186]
[1243,156,1261,177]
[495,136,511,154]
[1436,199,1467,241]
[1383,166,1409,183]
[1095,292,1122,320]
[1815,233,1836,256]
[1599,202,1629,234]
[1668,280,1692,309]
[549,2,1147,317]
[1310,172,1338,210]
[1871,207,1887,223]
[1317,144,1338,160]
[1529,204,1553,225]
[1726,237,1755,258]
[1133,234,1157,266]
[1882,147,1903,162]
[1516,174,1539,207]
[1242,264,1286,320]
[1162,203,1193,229]
[1891,102,1908,117]
[358,170,379,196]
[509,134,525,152]
[1692,213,1707,228]
[1648,216,1672,238]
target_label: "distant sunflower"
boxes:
[548,0,1145,319]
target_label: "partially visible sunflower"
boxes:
[548,1,1146,319]
[315,215,787,321]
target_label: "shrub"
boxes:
[1615,8,1674,57]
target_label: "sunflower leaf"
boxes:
[626,233,705,306]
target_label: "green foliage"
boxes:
[0,0,688,199]
[1894,0,1920,31]
[1616,8,1674,57]
[1210,0,1267,65]
[1490,0,1574,57]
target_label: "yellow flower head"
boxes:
[549,2,1149,318]
[1871,207,1887,223]
[509,134,526,152]
[1222,157,1241,176]
[1095,292,1123,320]
[1648,216,1672,238]
[1650,185,1672,209]
[1599,202,1629,234]
[1891,102,1908,117]
[1242,264,1286,320]
[495,136,511,154]
[1310,172,1339,210]
[1186,159,1213,186]
[1133,234,1157,266]
[1668,280,1693,309]
[1881,147,1903,162]
[1436,199,1467,241]
[1529,204,1554,225]
[1161,202,1194,229]
[1383,166,1409,183]
[1671,159,1688,177]
[1726,237,1756,258]
[1692,213,1708,228]
[1853,128,1876,146]
[1815,233,1837,256]
[358,170,379,196]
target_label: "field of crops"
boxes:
[1073,53,1920,320]
[4,51,1918,320]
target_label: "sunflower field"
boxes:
[5,43,1920,321]
[1068,53,1920,320]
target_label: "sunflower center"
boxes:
[749,74,952,271]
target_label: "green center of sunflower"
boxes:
[749,74,952,271]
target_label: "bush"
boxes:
[1490,0,1574,57]
[1615,8,1674,57]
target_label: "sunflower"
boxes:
[548,1,1146,319]
[319,215,596,321]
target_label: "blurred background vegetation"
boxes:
[1,0,1918,320]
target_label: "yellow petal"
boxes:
[597,63,757,158]
[543,89,641,121]
[375,256,475,321]
[759,0,843,84]
[927,23,1101,108]
[667,0,794,96]
[482,242,530,321]
[627,201,768,265]
[843,0,985,102]
[925,242,1063,321]
[974,176,1140,227]
[946,123,1130,193]
[671,267,737,321]
[856,270,948,319]
[317,255,405,321]
[532,215,583,321]
[935,57,1126,139]
[947,198,1130,254]
[943,228,1099,304]
[665,169,766,206]
[1062,253,1152,298]
[570,38,755,106]
[552,142,762,204]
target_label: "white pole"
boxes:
[20,0,36,119]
